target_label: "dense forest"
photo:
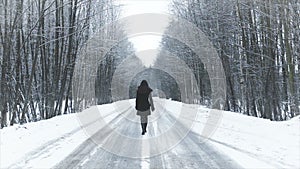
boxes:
[158,0,299,120]
[1,0,299,128]
[0,0,135,128]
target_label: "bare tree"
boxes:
[165,0,300,120]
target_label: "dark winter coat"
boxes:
[135,86,153,112]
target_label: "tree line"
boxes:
[0,0,134,128]
[160,0,299,120]
[1,0,299,129]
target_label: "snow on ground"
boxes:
[163,99,300,169]
[1,98,299,168]
[0,101,126,169]
[0,113,83,168]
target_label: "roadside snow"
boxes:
[163,99,300,169]
[0,113,84,168]
[0,101,126,168]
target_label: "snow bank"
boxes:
[163,99,300,169]
[0,113,82,168]
[0,100,129,168]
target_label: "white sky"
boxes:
[129,34,162,67]
[116,0,170,66]
[117,0,170,17]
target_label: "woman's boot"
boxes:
[141,123,145,135]
[144,123,147,133]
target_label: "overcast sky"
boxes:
[116,0,170,66]
[117,0,170,17]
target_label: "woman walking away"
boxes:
[135,80,155,135]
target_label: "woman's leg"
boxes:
[144,116,148,132]
[140,115,146,135]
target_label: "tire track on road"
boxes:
[53,106,133,169]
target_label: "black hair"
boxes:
[140,80,149,87]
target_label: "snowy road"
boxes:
[2,98,299,168]
[54,101,240,169]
